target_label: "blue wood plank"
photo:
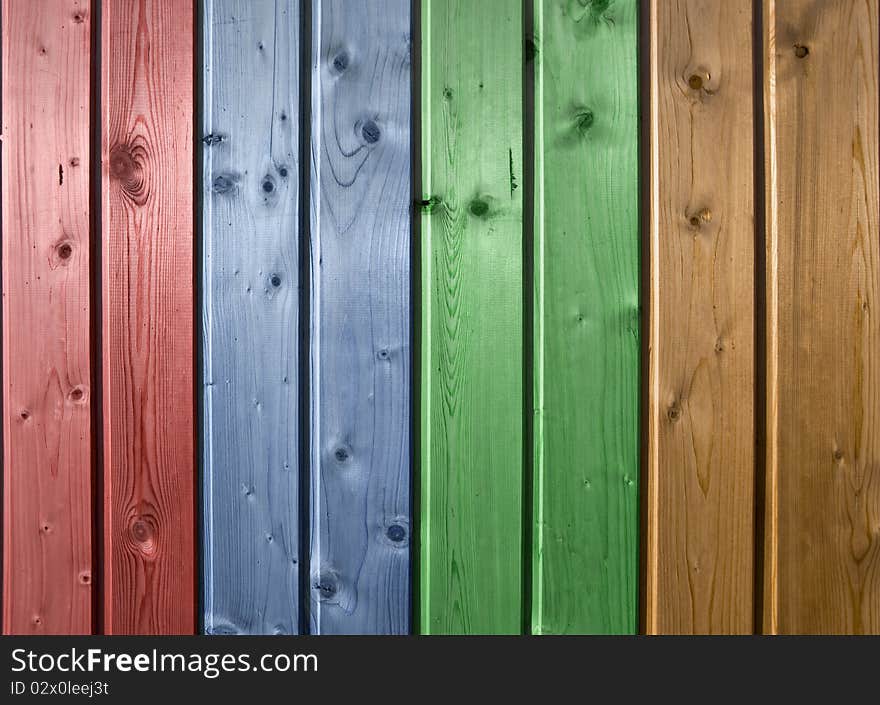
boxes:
[309,0,412,634]
[202,0,301,635]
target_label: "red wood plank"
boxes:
[1,0,93,635]
[101,0,195,634]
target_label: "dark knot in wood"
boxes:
[332,51,349,73]
[109,144,148,205]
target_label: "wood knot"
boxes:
[212,172,239,194]
[278,166,289,178]
[202,133,225,146]
[69,157,80,167]
[667,404,681,422]
[314,572,339,601]
[109,144,147,204]
[469,197,489,218]
[333,446,350,463]
[688,208,712,229]
[20,409,30,421]
[128,515,158,557]
[525,37,537,63]
[270,273,282,287]
[72,12,85,24]
[833,448,844,462]
[78,571,91,585]
[386,524,407,543]
[69,386,87,403]
[261,175,276,195]
[443,87,454,101]
[794,44,809,59]
[50,239,75,269]
[361,119,381,144]
[574,109,595,134]
[332,51,349,73]
[376,348,390,361]
[688,73,704,90]
[418,195,442,213]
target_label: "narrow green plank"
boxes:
[420,0,524,634]
[533,0,639,634]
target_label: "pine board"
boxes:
[646,0,756,634]
[1,0,93,635]
[202,0,301,636]
[532,0,640,635]
[102,0,196,634]
[309,0,412,634]
[763,0,880,634]
[420,0,524,634]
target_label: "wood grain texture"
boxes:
[102,0,195,634]
[764,0,880,634]
[647,0,755,634]
[1,0,93,635]
[420,0,523,634]
[309,0,411,634]
[532,0,639,635]
[202,0,301,636]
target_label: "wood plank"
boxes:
[763,0,880,634]
[202,0,301,636]
[102,0,195,634]
[420,0,523,634]
[532,0,639,635]
[646,0,755,634]
[309,0,411,634]
[1,0,93,635]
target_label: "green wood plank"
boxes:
[420,0,524,634]
[532,0,639,634]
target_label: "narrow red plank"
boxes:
[101,0,195,634]
[1,0,93,635]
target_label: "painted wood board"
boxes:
[309,0,411,634]
[763,0,880,634]
[202,0,301,636]
[646,0,755,634]
[102,0,196,634]
[532,0,639,635]
[420,0,523,634]
[1,0,93,635]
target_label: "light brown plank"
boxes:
[647,0,755,634]
[763,0,880,634]
[2,0,93,635]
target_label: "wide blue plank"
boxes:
[202,0,301,634]
[309,0,412,634]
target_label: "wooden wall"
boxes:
[1,0,878,635]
